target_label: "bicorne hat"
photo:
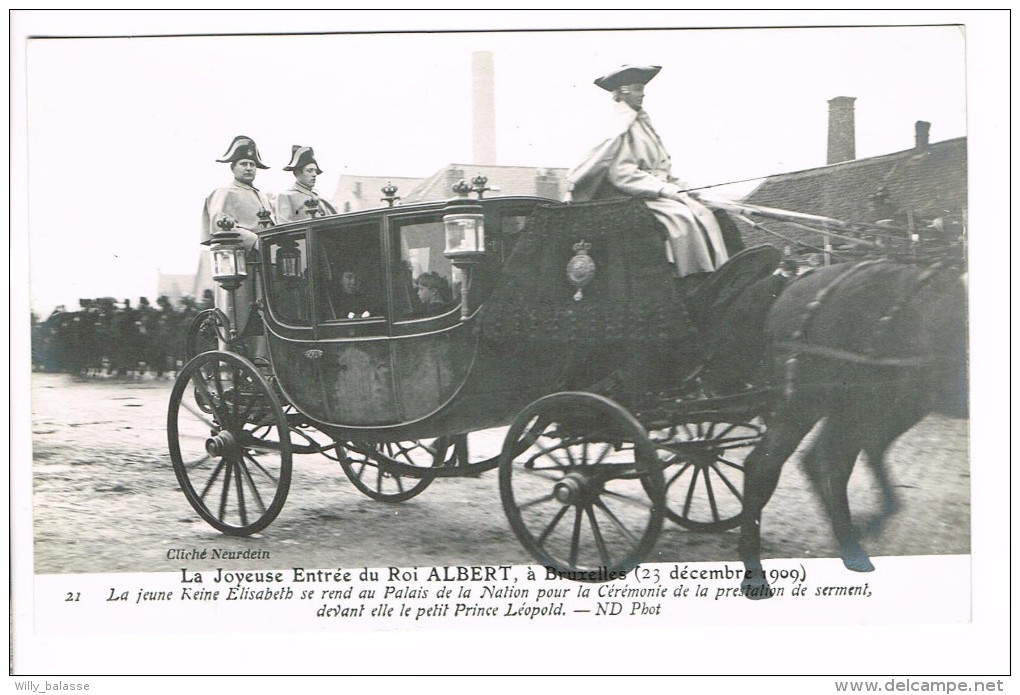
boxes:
[216,135,269,169]
[282,145,323,174]
[594,65,662,92]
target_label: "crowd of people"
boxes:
[31,292,215,378]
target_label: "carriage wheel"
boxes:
[185,308,234,360]
[499,392,664,580]
[654,419,763,532]
[168,350,292,535]
[338,438,452,502]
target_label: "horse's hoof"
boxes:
[842,552,875,573]
[741,577,775,600]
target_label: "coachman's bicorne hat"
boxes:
[282,145,323,174]
[594,65,662,92]
[216,135,269,169]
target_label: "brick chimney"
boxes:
[915,120,931,150]
[472,51,496,165]
[445,167,465,192]
[534,169,560,200]
[827,96,857,165]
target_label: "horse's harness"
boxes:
[777,259,958,399]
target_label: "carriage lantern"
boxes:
[276,239,302,278]
[443,181,487,319]
[210,216,247,291]
[443,180,486,259]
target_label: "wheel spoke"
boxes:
[234,457,249,527]
[714,422,740,438]
[709,462,743,500]
[600,486,656,510]
[682,465,701,518]
[586,440,613,465]
[585,505,611,567]
[517,491,558,511]
[236,456,268,514]
[561,438,579,467]
[568,505,583,568]
[592,496,640,546]
[665,461,693,487]
[715,455,748,471]
[536,502,571,546]
[198,458,227,501]
[184,453,213,471]
[512,463,566,482]
[241,450,279,485]
[702,466,720,522]
[218,456,234,521]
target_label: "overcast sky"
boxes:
[11,12,997,316]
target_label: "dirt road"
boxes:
[28,372,970,575]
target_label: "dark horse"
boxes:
[734,259,968,599]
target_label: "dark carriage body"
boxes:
[172,188,784,570]
[258,195,701,442]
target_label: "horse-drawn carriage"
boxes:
[168,179,967,587]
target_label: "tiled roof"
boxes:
[735,137,967,252]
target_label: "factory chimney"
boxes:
[472,51,497,165]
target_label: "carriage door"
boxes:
[386,214,473,421]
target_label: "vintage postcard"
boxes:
[9,10,1010,682]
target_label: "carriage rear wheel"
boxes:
[338,438,453,502]
[499,392,664,580]
[168,350,292,535]
[654,418,763,532]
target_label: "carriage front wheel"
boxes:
[168,350,292,535]
[499,392,664,580]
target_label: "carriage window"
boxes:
[265,235,310,325]
[316,223,385,321]
[392,220,457,319]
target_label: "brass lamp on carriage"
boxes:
[208,215,249,343]
[443,180,487,320]
[210,216,248,290]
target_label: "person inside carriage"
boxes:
[565,64,743,278]
[332,268,380,319]
[414,271,454,316]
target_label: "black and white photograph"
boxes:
[9,10,1010,684]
